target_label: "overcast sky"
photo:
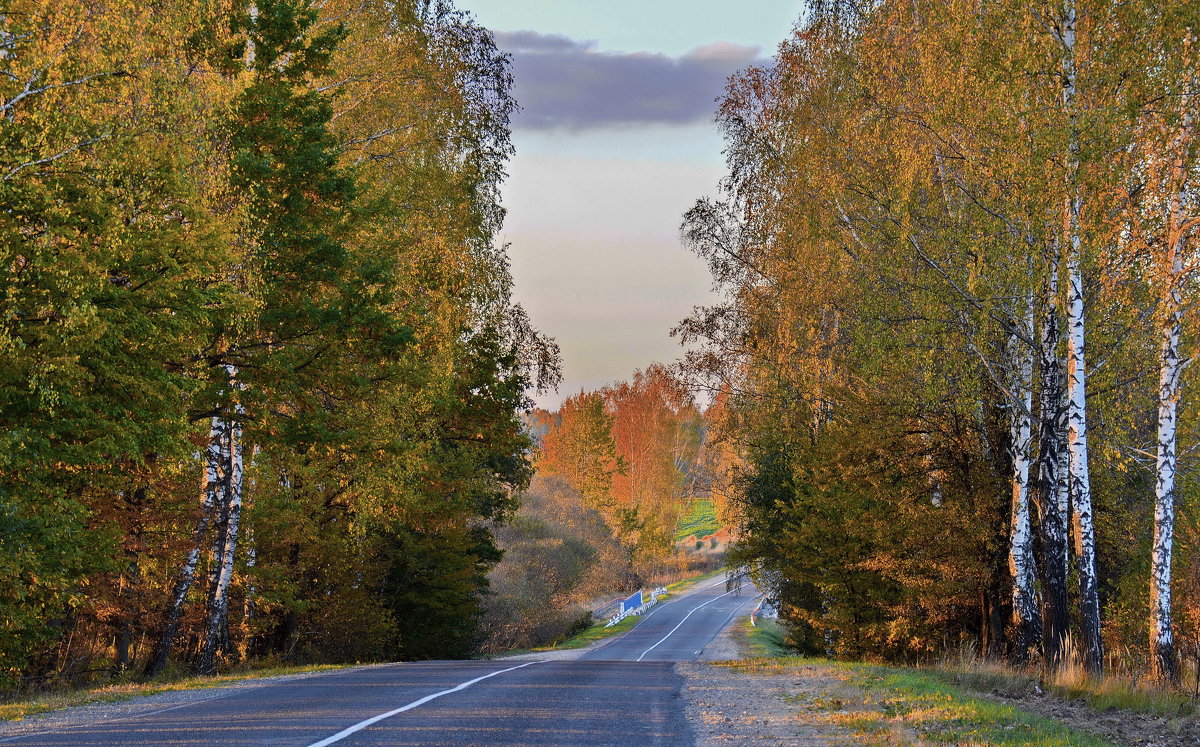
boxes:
[462,1,805,408]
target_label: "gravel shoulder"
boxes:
[679,618,871,746]
[677,617,1119,746]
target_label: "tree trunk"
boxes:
[1035,248,1070,669]
[1061,0,1103,674]
[115,627,131,673]
[197,370,245,675]
[1152,273,1182,685]
[143,428,222,679]
[1008,304,1041,662]
[1150,101,1192,685]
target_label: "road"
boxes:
[0,578,759,746]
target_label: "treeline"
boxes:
[537,365,725,566]
[0,0,557,689]
[682,0,1200,683]
[478,365,726,651]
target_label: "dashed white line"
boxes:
[636,589,738,661]
[305,660,543,747]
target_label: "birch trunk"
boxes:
[1008,304,1041,662]
[1151,259,1182,685]
[1150,100,1193,685]
[1061,0,1103,674]
[1035,247,1070,668]
[144,427,222,678]
[198,367,246,675]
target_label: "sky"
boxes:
[461,0,806,408]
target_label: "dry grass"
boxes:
[719,654,1110,745]
[930,640,1199,718]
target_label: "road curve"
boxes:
[0,579,758,746]
[582,577,758,662]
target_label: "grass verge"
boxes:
[843,662,1113,746]
[0,663,351,723]
[722,656,1110,745]
[743,617,792,658]
[726,625,1110,746]
[538,614,641,651]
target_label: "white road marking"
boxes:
[305,661,543,746]
[636,589,738,661]
[636,577,728,623]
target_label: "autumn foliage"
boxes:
[683,0,1200,684]
[0,0,557,690]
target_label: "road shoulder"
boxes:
[0,666,366,742]
[680,616,867,745]
[678,617,1118,746]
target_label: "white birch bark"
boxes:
[1061,0,1103,673]
[1035,245,1071,666]
[1150,97,1193,685]
[145,435,222,677]
[246,3,258,67]
[1008,303,1041,661]
[1151,250,1182,684]
[198,365,246,674]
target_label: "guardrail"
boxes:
[593,598,622,619]
[596,587,667,627]
[750,596,778,627]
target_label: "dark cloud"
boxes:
[492,31,764,131]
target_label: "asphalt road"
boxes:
[0,578,759,746]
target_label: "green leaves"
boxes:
[0,0,555,685]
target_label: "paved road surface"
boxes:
[0,578,759,746]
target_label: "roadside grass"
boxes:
[0,663,351,723]
[737,618,1194,726]
[727,626,1109,745]
[538,614,641,650]
[673,498,721,543]
[925,653,1197,719]
[721,656,1110,745]
[743,617,792,658]
[843,663,1113,746]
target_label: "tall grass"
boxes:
[931,635,1199,718]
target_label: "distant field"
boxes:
[675,498,721,542]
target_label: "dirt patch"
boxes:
[981,689,1200,746]
[682,619,892,745]
[679,659,878,745]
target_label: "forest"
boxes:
[480,364,729,653]
[682,0,1200,686]
[10,0,1200,709]
[0,0,560,690]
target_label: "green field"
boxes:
[675,498,721,542]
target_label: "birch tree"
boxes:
[1008,305,1042,661]
[1034,245,1072,667]
[1056,0,1104,673]
[1138,14,1199,684]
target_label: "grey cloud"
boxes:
[495,30,597,54]
[492,31,764,131]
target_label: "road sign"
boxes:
[620,590,643,614]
